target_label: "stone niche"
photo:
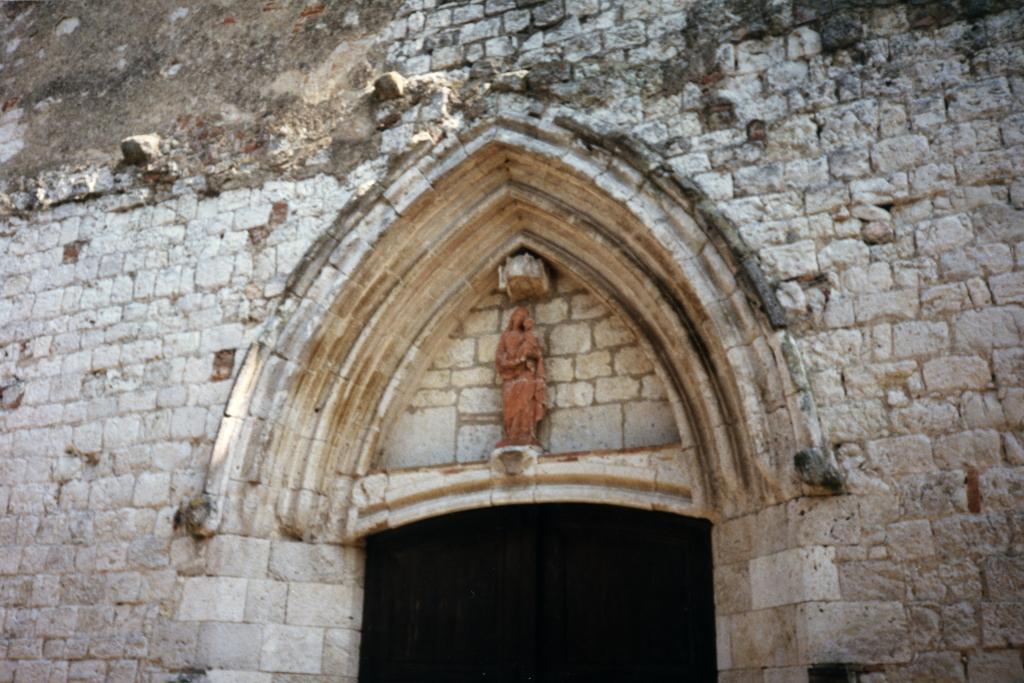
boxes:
[380,270,685,469]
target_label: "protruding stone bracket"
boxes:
[490,445,541,476]
[174,493,218,539]
[794,447,845,494]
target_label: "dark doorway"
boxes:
[359,504,716,683]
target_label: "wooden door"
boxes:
[360,504,715,683]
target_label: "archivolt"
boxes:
[201,116,823,541]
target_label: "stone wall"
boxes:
[381,270,682,468]
[0,0,1022,681]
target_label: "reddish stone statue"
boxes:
[495,306,546,448]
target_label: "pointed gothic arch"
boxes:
[199,116,825,542]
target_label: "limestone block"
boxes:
[456,424,502,462]
[865,434,934,474]
[614,346,652,375]
[991,271,1024,305]
[205,535,270,578]
[595,376,639,403]
[933,429,1001,469]
[982,602,1024,647]
[245,579,287,623]
[435,338,475,368]
[555,382,594,408]
[534,298,568,324]
[451,367,494,387]
[132,472,170,507]
[458,387,501,414]
[382,407,456,468]
[462,309,499,335]
[761,241,818,281]
[259,624,323,674]
[798,601,910,663]
[575,350,611,379]
[549,322,591,355]
[196,622,262,669]
[885,520,935,560]
[411,389,457,408]
[546,357,574,382]
[268,541,354,584]
[750,546,840,609]
[871,134,929,172]
[323,628,361,677]
[549,404,622,452]
[286,582,359,628]
[916,214,973,256]
[967,650,1024,682]
[892,321,949,358]
[729,605,798,668]
[922,356,991,392]
[714,562,752,615]
[206,673,271,683]
[839,561,904,601]
[594,317,632,348]
[623,401,679,448]
[570,293,604,320]
[178,576,247,622]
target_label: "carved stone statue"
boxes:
[495,306,545,449]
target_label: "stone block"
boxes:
[865,434,934,474]
[268,541,355,584]
[245,579,287,623]
[595,376,639,403]
[839,561,904,601]
[729,605,798,668]
[457,424,502,462]
[381,407,456,468]
[206,535,270,578]
[555,382,594,408]
[922,356,991,392]
[575,350,611,379]
[714,561,751,615]
[798,601,910,663]
[461,309,499,335]
[323,628,361,676]
[885,519,935,560]
[259,624,323,674]
[614,347,652,375]
[593,317,633,348]
[548,404,622,453]
[871,134,929,172]
[967,650,1024,682]
[750,546,840,609]
[570,292,604,320]
[177,576,247,622]
[623,401,678,448]
[196,622,262,669]
[933,429,1001,469]
[761,241,818,281]
[458,387,501,413]
[549,322,591,355]
[451,367,494,387]
[286,582,360,628]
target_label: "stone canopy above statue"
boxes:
[499,252,550,301]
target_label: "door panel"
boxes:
[360,506,538,683]
[360,504,715,683]
[537,505,716,683]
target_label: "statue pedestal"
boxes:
[490,445,542,476]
